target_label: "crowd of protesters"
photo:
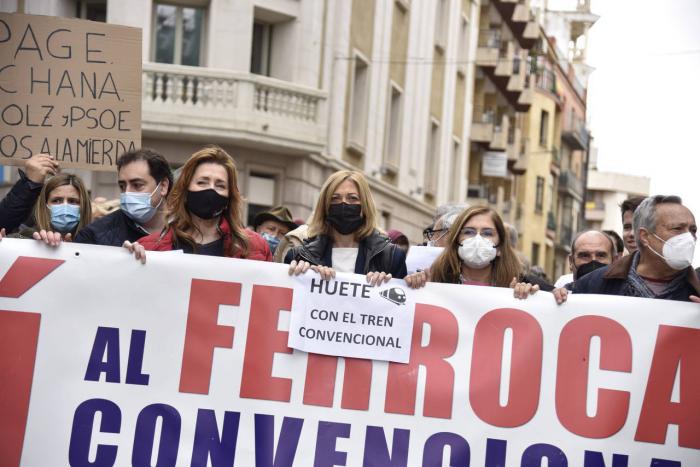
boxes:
[1,148,697,304]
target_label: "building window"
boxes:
[153,3,205,66]
[450,138,461,201]
[531,242,541,266]
[535,176,545,213]
[424,119,440,197]
[539,110,549,147]
[434,0,448,49]
[76,0,106,22]
[457,14,470,74]
[384,83,403,168]
[251,21,273,76]
[246,173,276,227]
[347,52,370,152]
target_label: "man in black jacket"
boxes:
[74,149,172,247]
[0,154,58,233]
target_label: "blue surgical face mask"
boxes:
[49,203,80,233]
[261,231,281,253]
[120,182,162,224]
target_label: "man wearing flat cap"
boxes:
[253,205,298,254]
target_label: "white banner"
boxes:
[0,239,698,466]
[289,274,415,363]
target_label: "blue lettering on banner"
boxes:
[84,326,120,383]
[314,421,351,467]
[363,426,410,467]
[191,409,240,466]
[132,404,181,467]
[423,432,470,466]
[521,443,568,467]
[584,451,629,467]
[68,398,121,467]
[254,414,304,467]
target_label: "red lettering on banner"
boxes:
[303,355,372,410]
[179,279,241,394]
[0,256,64,298]
[0,311,41,467]
[556,316,632,438]
[384,304,458,419]
[470,308,543,427]
[635,325,700,449]
[240,285,294,402]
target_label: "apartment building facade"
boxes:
[4,0,484,242]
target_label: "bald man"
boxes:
[553,230,616,288]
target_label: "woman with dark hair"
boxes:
[123,146,271,262]
[12,173,93,245]
[285,170,406,285]
[405,205,538,298]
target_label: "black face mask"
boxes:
[326,203,363,235]
[186,189,228,220]
[574,260,607,280]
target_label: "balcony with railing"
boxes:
[142,62,327,154]
[477,29,501,68]
[495,40,515,77]
[470,105,495,143]
[561,114,589,150]
[507,54,527,92]
[585,200,606,222]
[558,170,584,201]
[546,211,557,240]
[536,69,557,95]
[491,0,538,49]
[506,121,521,162]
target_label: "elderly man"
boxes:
[253,205,298,254]
[422,208,464,247]
[620,196,645,254]
[554,230,616,288]
[555,195,699,304]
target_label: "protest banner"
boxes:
[0,238,698,466]
[0,13,141,170]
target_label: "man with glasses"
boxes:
[423,208,463,247]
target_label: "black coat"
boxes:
[74,209,150,247]
[284,230,407,278]
[0,170,42,233]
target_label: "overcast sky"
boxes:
[584,0,700,263]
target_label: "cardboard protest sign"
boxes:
[1,239,699,466]
[289,273,415,362]
[0,13,141,171]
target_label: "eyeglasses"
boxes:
[423,227,448,241]
[460,227,496,239]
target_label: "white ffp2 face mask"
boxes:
[458,235,497,269]
[649,232,696,270]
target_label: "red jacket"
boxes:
[138,219,272,261]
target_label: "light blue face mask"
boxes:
[261,232,281,253]
[49,204,80,233]
[120,182,162,224]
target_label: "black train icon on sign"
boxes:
[379,287,407,306]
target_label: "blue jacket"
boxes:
[284,230,407,278]
[572,253,700,302]
[0,170,42,233]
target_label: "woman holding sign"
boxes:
[10,173,93,245]
[123,146,271,262]
[404,206,539,299]
[285,170,407,285]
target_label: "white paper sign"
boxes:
[288,273,415,362]
[406,245,443,273]
[482,151,508,177]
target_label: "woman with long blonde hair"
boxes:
[124,146,271,262]
[17,173,92,245]
[405,205,539,298]
[285,170,406,285]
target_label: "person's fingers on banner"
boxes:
[0,228,5,241]
[553,287,569,305]
[63,233,73,243]
[513,281,537,299]
[289,259,312,276]
[311,265,335,281]
[690,295,700,303]
[33,230,62,247]
[509,277,518,289]
[123,240,147,264]
[404,270,428,289]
